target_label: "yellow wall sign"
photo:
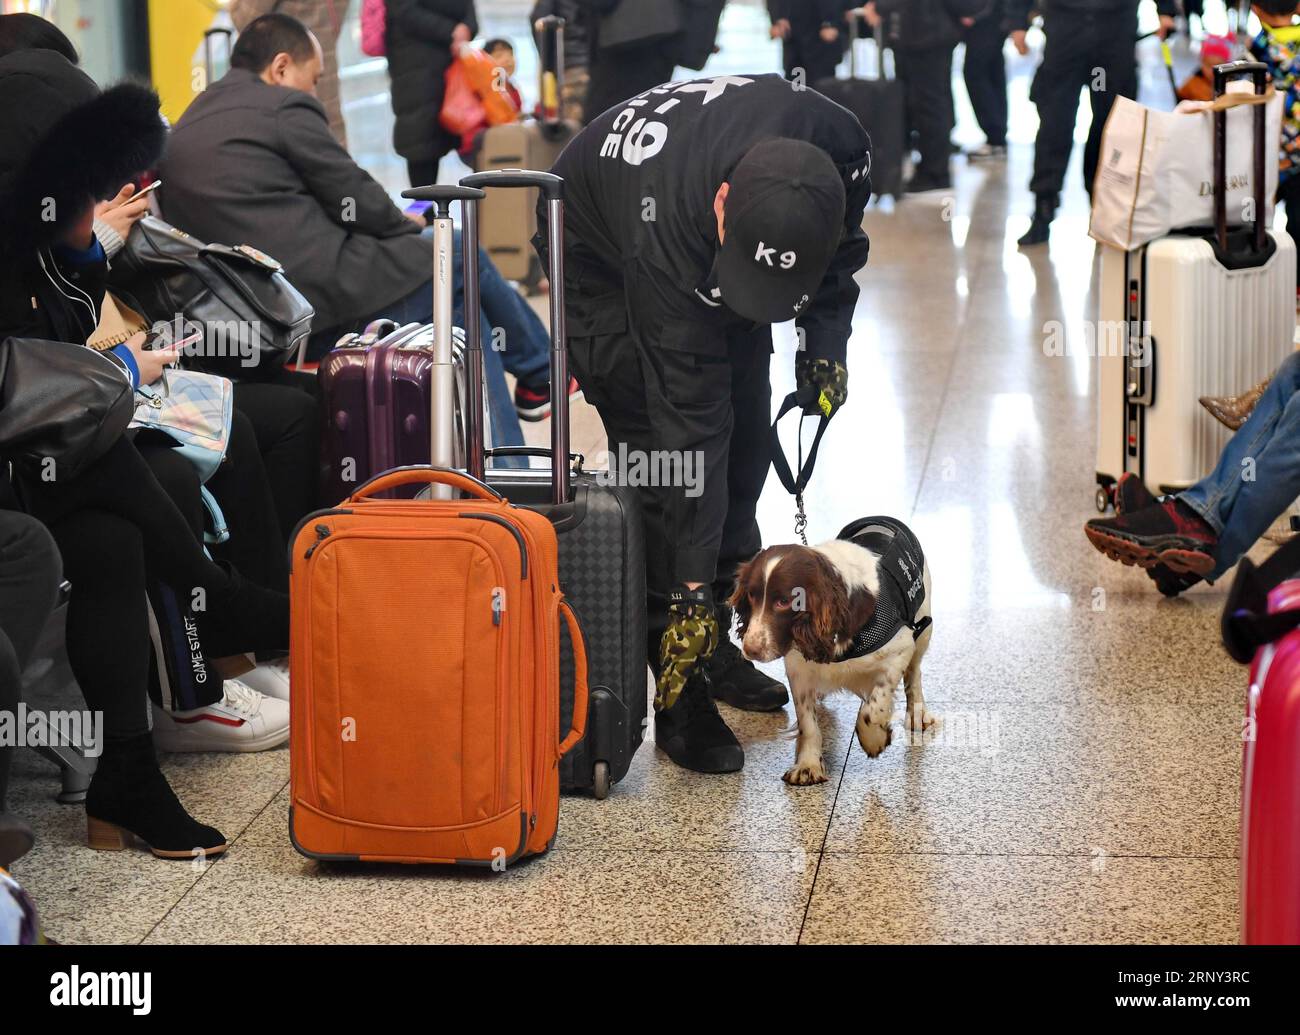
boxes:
[148,0,229,124]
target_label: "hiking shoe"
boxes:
[1085,498,1217,575]
[1114,472,1156,515]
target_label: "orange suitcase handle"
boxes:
[347,465,505,503]
[557,598,590,758]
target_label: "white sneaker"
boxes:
[239,657,290,701]
[152,680,290,753]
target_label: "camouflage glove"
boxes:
[795,355,849,419]
[655,585,720,711]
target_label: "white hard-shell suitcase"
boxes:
[1095,60,1296,510]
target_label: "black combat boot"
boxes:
[654,671,744,774]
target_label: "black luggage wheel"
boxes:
[591,761,610,800]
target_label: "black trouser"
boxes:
[0,513,61,812]
[896,43,956,179]
[233,373,321,550]
[1279,177,1300,289]
[585,43,678,123]
[20,437,288,732]
[963,17,1008,148]
[782,31,843,85]
[134,403,287,712]
[1028,6,1138,200]
[406,158,441,192]
[567,317,773,666]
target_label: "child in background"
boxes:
[447,38,523,162]
[1177,34,1235,101]
[483,37,523,107]
[1250,0,1300,291]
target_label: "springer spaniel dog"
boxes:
[730,517,934,785]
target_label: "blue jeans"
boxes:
[1179,351,1300,581]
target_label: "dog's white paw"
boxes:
[783,760,829,786]
[906,705,936,732]
[857,721,891,758]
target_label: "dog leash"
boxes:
[769,387,831,546]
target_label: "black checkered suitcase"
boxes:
[459,169,647,799]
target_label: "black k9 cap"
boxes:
[716,138,845,324]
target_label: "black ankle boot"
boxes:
[654,672,744,774]
[85,734,227,860]
[705,607,789,712]
[1017,194,1057,247]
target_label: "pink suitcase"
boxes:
[1223,539,1300,943]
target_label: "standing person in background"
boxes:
[530,0,591,123]
[583,0,681,120]
[384,0,478,188]
[1249,0,1300,293]
[231,0,350,148]
[854,0,964,192]
[768,0,850,85]
[961,1,1018,161]
[1012,0,1177,247]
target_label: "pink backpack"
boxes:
[360,0,386,57]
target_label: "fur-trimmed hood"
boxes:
[0,48,165,258]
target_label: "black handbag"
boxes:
[0,337,135,480]
[107,216,314,381]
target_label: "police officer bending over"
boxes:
[537,74,872,773]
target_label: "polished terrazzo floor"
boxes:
[8,7,1259,943]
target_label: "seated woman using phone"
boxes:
[0,29,291,860]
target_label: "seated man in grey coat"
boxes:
[160,13,562,434]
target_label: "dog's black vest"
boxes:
[837,516,931,659]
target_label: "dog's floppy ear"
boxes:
[790,550,854,664]
[728,552,761,636]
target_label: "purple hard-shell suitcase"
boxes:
[317,321,473,504]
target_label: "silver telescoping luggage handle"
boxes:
[846,8,892,83]
[458,169,569,506]
[400,183,487,499]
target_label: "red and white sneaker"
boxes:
[239,657,290,702]
[513,376,582,422]
[151,680,290,753]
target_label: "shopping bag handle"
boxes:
[557,598,590,758]
[347,465,505,503]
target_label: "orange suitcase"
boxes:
[288,465,588,866]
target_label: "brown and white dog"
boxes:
[730,536,934,785]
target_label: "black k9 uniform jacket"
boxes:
[537,73,872,586]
